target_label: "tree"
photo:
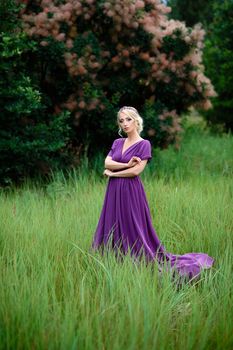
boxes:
[203,0,233,131]
[167,0,214,27]
[19,0,216,155]
[0,0,72,185]
[1,0,217,184]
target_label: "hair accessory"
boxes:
[119,106,138,113]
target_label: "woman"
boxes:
[91,106,214,281]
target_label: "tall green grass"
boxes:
[0,124,232,349]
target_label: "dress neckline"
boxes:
[121,138,144,156]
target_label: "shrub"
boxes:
[203,0,233,131]
[0,0,72,185]
[20,0,216,152]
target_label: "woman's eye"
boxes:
[119,118,131,123]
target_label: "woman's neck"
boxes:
[126,131,141,142]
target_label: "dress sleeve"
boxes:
[107,139,117,157]
[140,140,152,163]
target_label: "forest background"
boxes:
[0,0,232,184]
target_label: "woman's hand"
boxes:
[103,169,113,177]
[127,156,141,168]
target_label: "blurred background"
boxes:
[0,0,232,185]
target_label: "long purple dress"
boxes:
[91,138,214,281]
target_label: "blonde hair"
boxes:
[117,106,143,137]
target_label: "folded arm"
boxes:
[109,159,148,177]
[104,156,129,171]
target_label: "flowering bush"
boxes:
[20,0,216,151]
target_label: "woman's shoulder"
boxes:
[140,138,150,145]
[142,138,150,142]
[138,139,152,152]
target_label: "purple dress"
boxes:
[91,138,214,281]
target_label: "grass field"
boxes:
[0,121,232,349]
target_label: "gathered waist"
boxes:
[109,175,140,182]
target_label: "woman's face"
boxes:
[118,112,137,133]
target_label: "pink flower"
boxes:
[66,39,73,48]
[40,40,48,46]
[112,56,120,63]
[135,1,144,10]
[78,101,86,109]
[122,49,130,57]
[202,100,212,110]
[78,66,87,75]
[139,52,150,60]
[147,128,156,136]
[56,33,65,41]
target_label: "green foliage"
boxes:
[19,0,216,162]
[0,1,73,185]
[0,0,217,185]
[203,0,233,130]
[141,100,182,149]
[161,29,190,60]
[167,0,214,27]
[0,0,24,32]
[168,0,233,130]
[142,100,167,145]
